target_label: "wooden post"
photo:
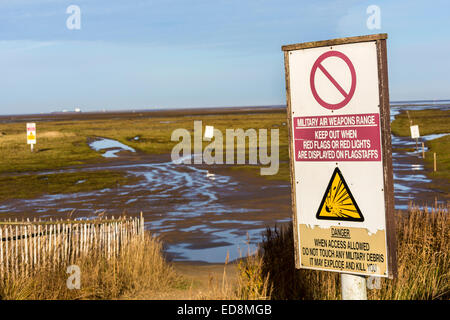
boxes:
[54,221,58,267]
[5,227,9,279]
[50,223,54,269]
[140,212,145,241]
[69,221,73,263]
[113,219,117,258]
[63,222,66,264]
[88,222,91,255]
[75,223,79,260]
[82,222,86,256]
[57,221,60,267]
[24,222,28,275]
[92,223,97,254]
[33,220,37,269]
[0,227,3,279]
[45,223,48,269]
[107,221,111,259]
[100,222,103,256]
[37,219,41,268]
[434,152,437,172]
[15,223,18,277]
[422,142,425,158]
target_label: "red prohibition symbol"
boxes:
[310,51,356,110]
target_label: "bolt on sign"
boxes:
[282,34,397,278]
[27,123,36,145]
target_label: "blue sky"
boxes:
[1,0,449,114]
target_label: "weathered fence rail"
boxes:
[0,214,145,279]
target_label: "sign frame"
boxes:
[282,34,397,279]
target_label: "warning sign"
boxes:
[294,113,381,161]
[283,34,396,278]
[298,225,387,275]
[310,51,356,110]
[316,167,364,222]
[27,123,36,145]
[410,125,420,139]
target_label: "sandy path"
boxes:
[125,261,239,300]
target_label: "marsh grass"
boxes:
[0,111,290,200]
[0,232,183,300]
[390,109,450,137]
[391,108,450,189]
[0,112,288,174]
[0,171,134,202]
[239,204,449,300]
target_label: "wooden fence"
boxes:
[0,214,145,279]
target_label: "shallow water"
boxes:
[390,104,449,210]
[0,152,289,262]
[0,103,448,262]
[89,138,136,158]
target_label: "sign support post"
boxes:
[282,34,397,300]
[341,273,367,300]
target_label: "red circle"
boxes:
[310,51,356,110]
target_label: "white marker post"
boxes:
[410,125,420,151]
[27,123,36,152]
[283,34,397,301]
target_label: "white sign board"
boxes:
[283,34,395,278]
[27,123,36,145]
[410,125,420,139]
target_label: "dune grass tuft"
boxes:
[0,232,183,300]
[238,204,449,300]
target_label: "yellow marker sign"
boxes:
[316,168,364,222]
[27,122,36,148]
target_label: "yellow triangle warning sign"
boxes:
[316,167,364,222]
[28,133,35,140]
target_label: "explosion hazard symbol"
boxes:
[316,167,364,222]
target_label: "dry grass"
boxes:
[1,204,447,300]
[0,232,183,300]
[239,204,449,300]
[184,251,271,300]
